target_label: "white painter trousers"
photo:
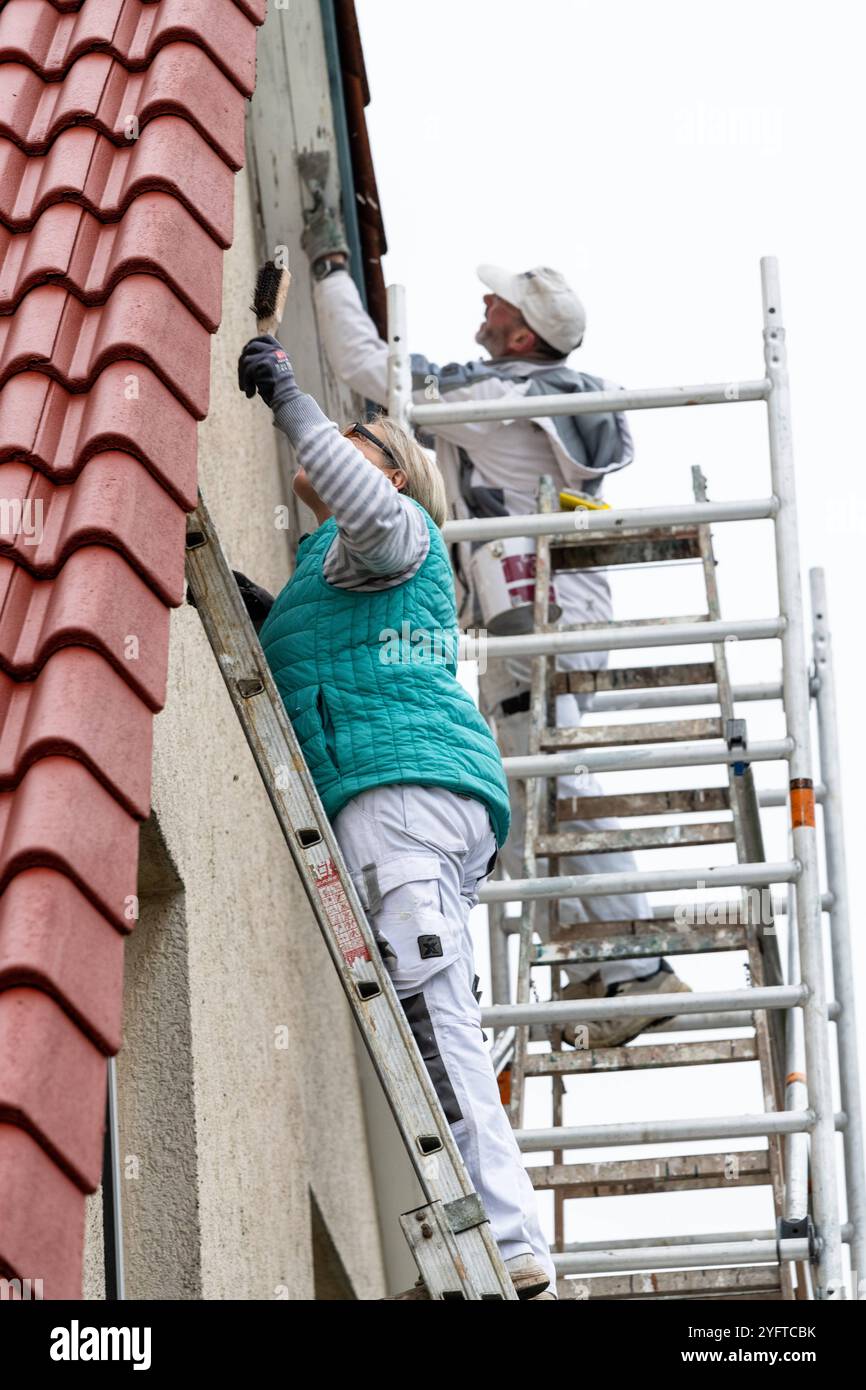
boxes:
[332,783,556,1289]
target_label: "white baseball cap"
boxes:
[477,264,586,354]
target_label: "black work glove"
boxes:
[187,570,275,634]
[233,571,275,632]
[237,335,297,410]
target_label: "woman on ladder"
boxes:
[236,331,556,1300]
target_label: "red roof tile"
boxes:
[0,454,187,602]
[0,546,171,709]
[0,647,155,817]
[38,0,265,12]
[0,365,198,509]
[0,0,259,95]
[1,0,266,1294]
[1,45,248,169]
[0,987,107,1189]
[0,279,212,418]
[0,192,225,329]
[0,117,236,247]
[0,757,140,929]
[0,868,125,1052]
[0,1123,86,1299]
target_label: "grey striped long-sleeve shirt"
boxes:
[272,380,429,590]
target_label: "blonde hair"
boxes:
[366,413,449,529]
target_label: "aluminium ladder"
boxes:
[388,256,865,1300]
[184,493,518,1300]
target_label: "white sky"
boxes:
[355,0,864,1280]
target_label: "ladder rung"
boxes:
[535,920,748,964]
[514,1107,817,1152]
[566,1267,783,1301]
[536,820,735,855]
[556,787,730,820]
[555,661,717,695]
[524,1038,758,1075]
[555,1236,804,1277]
[529,1149,771,1196]
[552,523,703,546]
[550,534,702,570]
[479,859,800,906]
[559,1224,796,1253]
[485,987,803,1033]
[541,716,723,750]
[526,1011,756,1040]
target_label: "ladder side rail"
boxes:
[692,468,792,1295]
[386,283,412,429]
[185,495,516,1300]
[486,897,512,1044]
[692,469,788,1075]
[507,478,557,1125]
[785,871,810,1223]
[810,567,866,1297]
[761,257,843,1297]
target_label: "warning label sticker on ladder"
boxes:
[313,858,371,965]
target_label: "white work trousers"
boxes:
[332,783,556,1290]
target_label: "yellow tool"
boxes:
[558,489,611,512]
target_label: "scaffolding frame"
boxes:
[386,256,865,1300]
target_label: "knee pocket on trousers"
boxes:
[374,903,460,992]
[352,855,460,993]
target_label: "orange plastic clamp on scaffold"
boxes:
[497,1064,512,1108]
[790,778,816,829]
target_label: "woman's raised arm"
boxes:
[239,335,428,580]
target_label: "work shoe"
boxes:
[503,1253,551,1299]
[385,1253,550,1300]
[560,961,692,1049]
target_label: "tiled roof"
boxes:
[0,0,265,1299]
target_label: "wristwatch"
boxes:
[312,255,348,282]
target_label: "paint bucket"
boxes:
[470,537,561,636]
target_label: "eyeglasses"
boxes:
[343,421,401,469]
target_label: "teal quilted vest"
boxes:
[258,499,512,846]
